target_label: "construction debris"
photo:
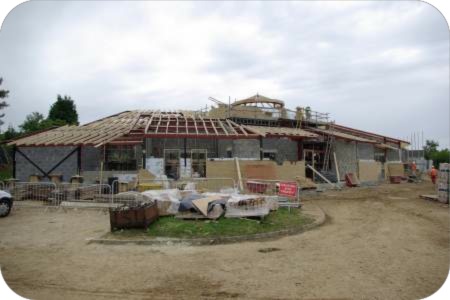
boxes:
[295,176,317,190]
[192,195,223,216]
[127,185,294,222]
[176,204,224,220]
[141,189,181,216]
[420,194,439,201]
[225,195,270,219]
[345,173,360,187]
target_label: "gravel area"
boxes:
[0,181,448,299]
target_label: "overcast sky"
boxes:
[0,1,448,148]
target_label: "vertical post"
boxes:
[259,136,263,160]
[77,146,82,175]
[142,140,146,169]
[297,140,303,160]
[183,138,187,167]
[12,145,16,179]
[100,145,105,184]
[333,151,340,182]
[215,138,219,159]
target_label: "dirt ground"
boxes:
[0,181,448,299]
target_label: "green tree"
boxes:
[48,95,79,125]
[423,139,439,160]
[0,125,20,141]
[18,112,64,134]
[422,139,450,167]
[432,149,450,167]
[0,77,9,126]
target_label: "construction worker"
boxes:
[429,165,438,184]
[411,161,417,175]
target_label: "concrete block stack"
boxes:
[437,163,449,204]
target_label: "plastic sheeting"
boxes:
[141,189,181,215]
[225,194,270,218]
[179,194,203,212]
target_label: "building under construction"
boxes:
[8,94,409,185]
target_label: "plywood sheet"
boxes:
[387,163,404,177]
[138,168,155,181]
[276,161,305,181]
[358,160,381,182]
[206,160,237,181]
[244,164,276,179]
[207,159,306,181]
[192,196,223,216]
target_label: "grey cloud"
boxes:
[0,1,448,148]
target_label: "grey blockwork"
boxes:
[386,149,400,161]
[135,144,143,169]
[232,139,260,159]
[144,137,298,161]
[331,140,357,179]
[357,143,374,160]
[218,139,233,158]
[82,170,138,184]
[81,146,102,171]
[16,146,78,182]
[262,138,298,161]
[145,138,218,158]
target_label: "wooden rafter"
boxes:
[209,118,219,135]
[8,111,264,147]
[225,119,239,136]
[144,114,155,133]
[166,115,170,134]
[217,119,229,136]
[199,115,208,135]
[193,116,198,135]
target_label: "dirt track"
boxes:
[0,182,448,299]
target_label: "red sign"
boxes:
[278,182,298,197]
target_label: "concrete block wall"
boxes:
[262,138,298,161]
[81,146,102,171]
[82,170,138,184]
[145,137,297,161]
[218,139,233,158]
[232,139,260,159]
[135,144,143,169]
[357,143,374,160]
[331,140,357,179]
[386,149,400,161]
[16,146,78,182]
[145,138,218,158]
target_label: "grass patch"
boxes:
[0,164,12,181]
[111,208,314,239]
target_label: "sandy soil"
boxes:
[0,182,448,299]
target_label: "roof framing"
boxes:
[9,111,260,147]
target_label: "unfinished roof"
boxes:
[308,127,377,143]
[244,125,319,138]
[8,111,259,147]
[232,94,284,108]
[9,111,142,148]
[332,123,408,145]
[143,114,258,138]
[375,143,399,151]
